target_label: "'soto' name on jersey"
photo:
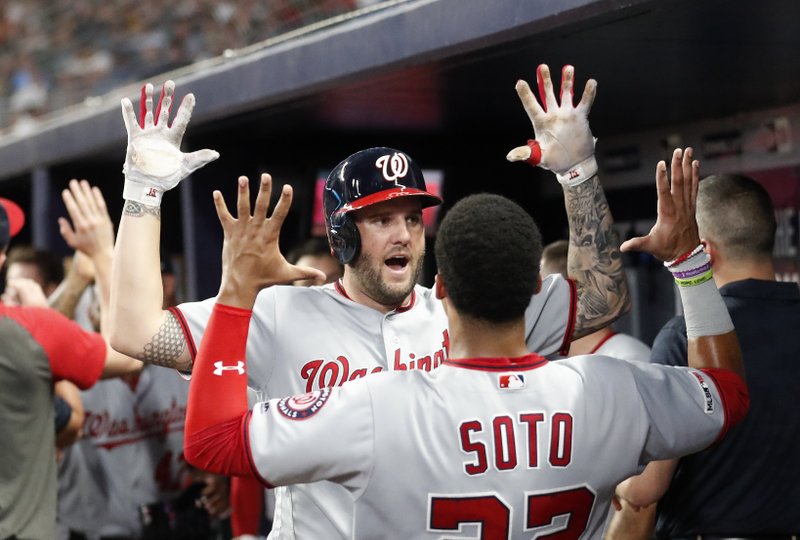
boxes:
[459,411,575,475]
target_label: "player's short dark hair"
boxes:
[696,174,776,259]
[5,245,64,287]
[435,193,542,324]
[540,239,569,278]
[287,237,338,265]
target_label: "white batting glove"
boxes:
[121,81,219,207]
[507,64,598,186]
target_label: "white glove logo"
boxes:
[213,361,245,376]
[375,153,408,182]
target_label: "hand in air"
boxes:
[620,147,701,261]
[121,81,219,206]
[507,64,598,186]
[59,179,115,259]
[213,174,327,308]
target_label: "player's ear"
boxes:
[534,273,542,294]
[700,239,715,266]
[434,273,447,300]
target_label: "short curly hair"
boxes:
[435,193,542,323]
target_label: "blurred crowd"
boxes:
[0,0,381,134]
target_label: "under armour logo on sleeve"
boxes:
[213,361,245,376]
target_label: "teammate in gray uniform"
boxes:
[54,181,228,540]
[110,65,630,538]
[182,146,749,539]
[541,239,651,363]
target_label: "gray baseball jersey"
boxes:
[246,354,728,539]
[593,333,651,363]
[176,276,575,539]
[57,366,190,538]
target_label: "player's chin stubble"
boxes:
[351,249,424,307]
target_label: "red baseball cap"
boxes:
[0,197,26,246]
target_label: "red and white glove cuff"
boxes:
[556,156,598,187]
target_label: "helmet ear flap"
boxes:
[328,213,360,265]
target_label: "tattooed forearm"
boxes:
[564,176,631,338]
[48,277,92,319]
[135,312,189,369]
[123,200,161,220]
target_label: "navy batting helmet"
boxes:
[323,147,442,265]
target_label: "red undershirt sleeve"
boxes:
[230,476,265,536]
[699,367,750,442]
[184,303,255,477]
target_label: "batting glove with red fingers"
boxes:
[507,64,598,187]
[121,80,219,207]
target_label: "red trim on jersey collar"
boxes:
[444,354,549,372]
[335,279,416,312]
[590,330,617,354]
[335,279,350,299]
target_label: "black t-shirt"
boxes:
[652,279,800,536]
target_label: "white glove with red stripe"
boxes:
[507,64,598,186]
[121,81,219,207]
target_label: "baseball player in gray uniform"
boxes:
[56,366,192,539]
[110,65,630,538]
[181,145,749,539]
[541,239,652,364]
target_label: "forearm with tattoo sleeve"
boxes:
[564,176,631,339]
[48,270,93,319]
[110,201,191,371]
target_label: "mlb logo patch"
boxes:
[690,371,714,414]
[498,373,526,389]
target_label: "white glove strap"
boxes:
[556,156,598,187]
[123,179,164,207]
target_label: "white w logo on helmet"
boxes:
[375,153,409,182]
[213,361,245,376]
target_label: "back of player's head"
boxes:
[287,237,335,265]
[435,193,541,323]
[696,174,776,260]
[6,245,64,287]
[287,237,343,285]
[540,239,569,278]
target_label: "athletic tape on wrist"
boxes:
[557,156,598,187]
[678,275,734,338]
[123,180,164,207]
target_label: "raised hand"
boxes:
[620,147,700,261]
[213,174,327,309]
[121,81,219,207]
[59,179,115,258]
[507,64,597,186]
